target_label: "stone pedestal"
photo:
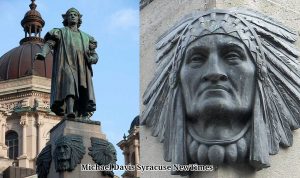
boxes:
[0,158,13,178]
[46,118,111,178]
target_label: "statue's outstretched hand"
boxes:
[35,53,46,60]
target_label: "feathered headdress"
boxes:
[141,8,300,174]
[54,134,86,172]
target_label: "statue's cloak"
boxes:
[44,27,96,116]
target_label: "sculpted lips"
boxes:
[200,84,232,96]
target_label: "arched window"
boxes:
[5,131,18,160]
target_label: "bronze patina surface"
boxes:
[36,8,98,119]
[142,8,300,175]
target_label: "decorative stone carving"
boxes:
[53,135,85,172]
[36,144,52,178]
[89,137,117,177]
[141,8,300,175]
[20,116,28,127]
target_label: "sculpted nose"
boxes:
[204,72,228,82]
[203,54,228,82]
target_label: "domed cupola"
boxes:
[0,0,52,81]
[129,115,140,131]
[20,0,44,44]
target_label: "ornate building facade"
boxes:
[0,0,61,176]
[118,116,140,178]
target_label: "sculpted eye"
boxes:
[223,51,243,64]
[190,54,206,63]
[185,48,208,67]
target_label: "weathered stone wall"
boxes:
[140,0,300,178]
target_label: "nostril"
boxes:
[203,73,228,82]
[204,76,209,81]
[220,75,228,81]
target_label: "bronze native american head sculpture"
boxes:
[141,8,300,175]
[53,135,85,172]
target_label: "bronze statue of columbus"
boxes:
[36,8,98,118]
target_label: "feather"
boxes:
[268,68,300,129]
[267,73,293,147]
[142,52,173,105]
[151,82,170,137]
[142,76,170,134]
[88,137,116,178]
[156,35,180,63]
[156,20,189,62]
[235,9,297,42]
[254,26,300,57]
[266,61,300,108]
[262,45,300,87]
[36,144,52,178]
[266,60,300,128]
[263,81,280,154]
[263,42,300,77]
[142,17,189,135]
[88,137,116,165]
[69,136,85,169]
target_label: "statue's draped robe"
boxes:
[45,27,96,116]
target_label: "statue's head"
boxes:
[54,135,85,172]
[142,8,300,175]
[56,143,71,161]
[180,34,256,141]
[62,8,82,28]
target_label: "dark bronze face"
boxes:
[180,34,256,140]
[67,11,79,26]
[55,143,72,171]
[141,9,300,173]
[56,144,71,161]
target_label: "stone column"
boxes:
[36,114,44,154]
[123,148,129,165]
[20,115,28,157]
[1,123,6,145]
[134,140,140,165]
[134,139,140,178]
[0,123,7,158]
[18,114,29,168]
[0,117,3,145]
[0,107,8,159]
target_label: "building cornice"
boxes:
[0,75,51,97]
